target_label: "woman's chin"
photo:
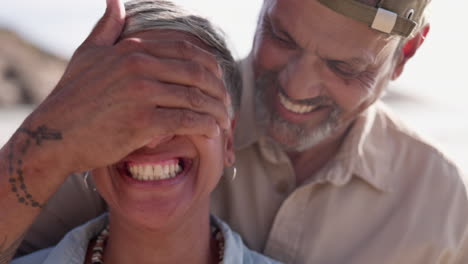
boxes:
[92,136,224,231]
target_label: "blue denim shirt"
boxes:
[12,214,282,264]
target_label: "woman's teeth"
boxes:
[128,163,182,181]
[279,93,318,114]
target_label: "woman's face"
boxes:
[92,29,235,230]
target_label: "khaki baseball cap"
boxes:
[317,0,431,37]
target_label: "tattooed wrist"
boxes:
[18,125,62,146]
[8,125,63,208]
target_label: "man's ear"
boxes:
[223,118,237,167]
[392,24,430,80]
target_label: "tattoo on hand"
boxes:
[0,234,25,264]
[8,125,62,208]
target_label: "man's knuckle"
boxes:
[203,115,216,128]
[187,88,205,108]
[121,53,145,71]
[120,78,152,99]
[186,62,206,84]
[180,110,197,128]
[178,40,195,57]
[133,79,152,92]
[117,38,141,52]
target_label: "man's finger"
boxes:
[117,38,224,79]
[142,81,230,130]
[83,0,126,47]
[113,52,229,106]
[150,108,221,139]
[145,135,175,148]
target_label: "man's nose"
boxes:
[278,54,324,100]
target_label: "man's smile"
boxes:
[278,93,320,114]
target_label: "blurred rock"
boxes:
[0,28,67,106]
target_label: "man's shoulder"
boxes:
[358,104,468,252]
[11,248,51,264]
[375,103,460,166]
[372,103,466,188]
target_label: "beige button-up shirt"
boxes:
[211,57,468,264]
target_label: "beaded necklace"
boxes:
[90,225,225,264]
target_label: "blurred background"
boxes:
[0,0,467,176]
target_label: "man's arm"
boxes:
[0,0,230,261]
[0,125,66,263]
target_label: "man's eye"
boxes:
[263,19,296,49]
[269,29,288,43]
[270,30,296,49]
[328,61,359,77]
[273,33,287,43]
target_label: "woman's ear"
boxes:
[223,118,237,167]
[392,24,430,80]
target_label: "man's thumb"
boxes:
[83,0,126,47]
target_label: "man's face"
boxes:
[252,0,401,151]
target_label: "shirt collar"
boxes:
[42,214,108,264]
[234,56,394,192]
[318,103,395,192]
[40,213,277,264]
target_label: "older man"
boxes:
[211,0,468,263]
[0,0,467,263]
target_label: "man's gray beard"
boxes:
[254,73,344,152]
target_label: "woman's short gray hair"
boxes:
[121,0,242,118]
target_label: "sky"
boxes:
[0,0,467,172]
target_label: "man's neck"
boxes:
[102,204,216,264]
[288,125,351,185]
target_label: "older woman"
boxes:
[11,1,280,263]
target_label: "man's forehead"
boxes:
[267,0,396,60]
[267,0,429,37]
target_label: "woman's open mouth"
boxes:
[118,158,193,182]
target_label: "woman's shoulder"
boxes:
[12,214,108,264]
[211,215,283,264]
[11,248,52,264]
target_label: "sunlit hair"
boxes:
[121,0,242,118]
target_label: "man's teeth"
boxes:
[128,163,182,181]
[279,93,318,114]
